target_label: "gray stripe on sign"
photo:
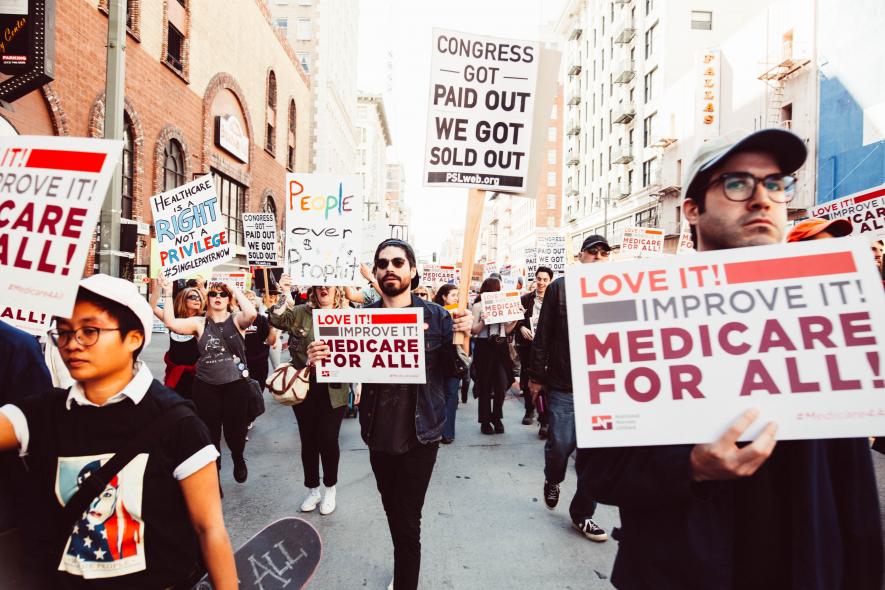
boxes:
[583,300,637,325]
[318,327,339,337]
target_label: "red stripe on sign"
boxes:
[645,229,663,235]
[25,149,107,173]
[371,313,418,324]
[854,187,885,204]
[724,252,856,284]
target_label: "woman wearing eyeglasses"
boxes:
[150,282,206,400]
[161,280,257,485]
[268,274,355,515]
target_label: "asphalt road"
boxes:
[141,334,885,590]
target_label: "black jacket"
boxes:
[514,291,536,350]
[583,440,883,589]
[526,277,572,392]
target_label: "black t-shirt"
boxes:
[15,382,212,589]
[244,314,271,362]
[167,332,200,366]
[367,383,418,455]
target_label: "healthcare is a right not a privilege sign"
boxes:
[565,238,885,448]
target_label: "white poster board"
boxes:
[809,184,885,240]
[536,233,566,274]
[676,224,695,254]
[313,308,425,384]
[499,264,518,290]
[361,218,390,266]
[620,226,665,259]
[421,264,457,288]
[565,238,885,448]
[210,271,248,293]
[481,290,523,324]
[424,28,539,193]
[150,174,232,280]
[0,136,122,334]
[285,174,363,286]
[243,212,278,267]
[525,247,538,277]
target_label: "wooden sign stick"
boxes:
[455,188,485,351]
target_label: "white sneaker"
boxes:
[319,485,336,515]
[300,487,322,512]
[387,579,393,590]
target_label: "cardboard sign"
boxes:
[285,174,363,286]
[243,212,278,267]
[810,184,885,240]
[565,238,885,448]
[536,233,566,274]
[0,136,122,334]
[620,226,665,259]
[423,28,540,193]
[210,271,247,293]
[313,308,425,384]
[150,174,231,280]
[421,264,457,288]
[481,290,523,324]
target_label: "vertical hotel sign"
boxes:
[698,48,720,140]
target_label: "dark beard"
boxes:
[379,276,409,297]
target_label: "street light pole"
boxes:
[98,0,126,277]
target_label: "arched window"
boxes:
[122,117,134,219]
[287,99,297,171]
[162,139,185,191]
[265,71,277,154]
[263,193,278,219]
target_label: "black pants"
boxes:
[292,383,345,488]
[517,346,547,424]
[370,443,439,590]
[473,339,510,424]
[191,378,250,462]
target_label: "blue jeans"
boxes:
[544,390,597,522]
[443,377,460,439]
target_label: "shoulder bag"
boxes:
[265,363,310,406]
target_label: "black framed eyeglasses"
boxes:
[49,327,121,347]
[207,291,230,299]
[376,257,407,270]
[706,172,797,203]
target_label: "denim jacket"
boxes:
[358,294,453,446]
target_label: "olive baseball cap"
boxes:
[682,128,808,202]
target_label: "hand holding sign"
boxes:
[690,408,778,481]
[452,307,473,335]
[307,340,331,366]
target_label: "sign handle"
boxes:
[262,267,269,296]
[455,189,485,351]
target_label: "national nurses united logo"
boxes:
[591,415,613,431]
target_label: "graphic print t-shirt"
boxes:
[15,384,212,588]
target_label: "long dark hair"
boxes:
[433,283,458,306]
[474,277,501,304]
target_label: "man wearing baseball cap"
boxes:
[584,129,882,589]
[0,275,236,589]
[787,216,852,242]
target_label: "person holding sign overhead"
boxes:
[583,129,882,590]
[150,281,206,400]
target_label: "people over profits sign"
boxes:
[243,212,278,266]
[0,136,122,334]
[285,174,362,286]
[810,184,885,240]
[620,226,665,259]
[481,290,523,324]
[313,309,425,384]
[564,238,885,448]
[150,174,232,280]
[424,29,539,192]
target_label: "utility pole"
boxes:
[98,0,126,276]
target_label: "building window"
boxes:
[547,215,555,228]
[691,10,713,30]
[122,120,134,219]
[548,126,557,142]
[274,17,288,35]
[635,207,658,227]
[166,24,184,72]
[550,105,558,120]
[547,149,556,165]
[645,24,656,59]
[296,18,312,40]
[287,99,297,171]
[266,71,277,154]
[297,52,310,73]
[646,0,653,15]
[547,171,557,187]
[546,194,556,209]
[642,158,657,187]
[264,193,278,219]
[212,170,246,247]
[643,112,656,147]
[162,139,185,191]
[644,67,656,103]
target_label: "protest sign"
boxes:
[210,271,247,293]
[470,266,484,292]
[361,218,389,265]
[676,224,695,254]
[525,247,538,277]
[313,308,425,384]
[424,29,540,193]
[150,174,231,280]
[0,136,122,335]
[252,266,284,293]
[243,212,278,267]
[565,238,885,448]
[483,261,497,278]
[285,174,363,286]
[620,226,665,259]
[499,264,518,290]
[421,264,457,288]
[536,233,566,274]
[481,290,524,324]
[810,184,885,239]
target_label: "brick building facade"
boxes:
[0,0,312,279]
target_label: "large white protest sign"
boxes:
[525,247,538,277]
[499,264,518,290]
[210,271,248,293]
[361,218,390,265]
[313,308,425,384]
[0,136,122,334]
[565,238,885,448]
[243,212,278,267]
[424,29,539,193]
[285,174,362,286]
[150,174,231,280]
[481,290,524,324]
[421,264,457,288]
[810,184,885,240]
[620,226,665,259]
[536,233,566,274]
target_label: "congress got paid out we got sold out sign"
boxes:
[313,309,425,384]
[565,238,885,448]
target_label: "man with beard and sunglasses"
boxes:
[583,129,882,590]
[306,238,472,590]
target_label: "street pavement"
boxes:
[142,334,885,590]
